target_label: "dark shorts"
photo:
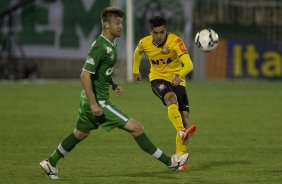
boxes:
[151,79,189,112]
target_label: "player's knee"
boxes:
[164,92,177,105]
[133,120,144,135]
[127,119,144,137]
[135,122,144,135]
[73,128,90,140]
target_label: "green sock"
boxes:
[158,153,171,166]
[48,133,81,167]
[134,133,171,166]
[48,150,63,167]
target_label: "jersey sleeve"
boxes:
[136,39,145,52]
[178,54,193,77]
[133,39,144,74]
[174,37,188,57]
[83,44,105,74]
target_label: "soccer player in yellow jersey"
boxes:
[133,16,197,170]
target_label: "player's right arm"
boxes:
[81,43,105,117]
[133,40,144,82]
[80,70,102,116]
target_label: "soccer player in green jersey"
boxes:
[39,7,188,179]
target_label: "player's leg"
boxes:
[40,104,98,179]
[151,80,191,143]
[174,85,197,146]
[47,128,88,167]
[99,101,187,169]
[123,118,189,170]
[180,111,196,145]
[150,79,196,168]
[45,106,98,167]
[151,80,183,131]
[98,101,172,165]
[164,92,189,156]
[181,111,189,128]
[174,86,196,170]
[164,92,185,130]
[175,85,189,128]
[123,118,172,166]
[40,128,88,179]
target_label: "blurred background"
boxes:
[0,0,281,81]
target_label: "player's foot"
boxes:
[176,152,189,171]
[39,160,59,180]
[178,165,189,170]
[168,153,189,171]
[180,124,197,145]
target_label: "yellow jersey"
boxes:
[134,33,191,86]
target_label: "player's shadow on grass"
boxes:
[123,170,180,179]
[93,161,252,179]
[94,170,181,180]
[193,160,252,171]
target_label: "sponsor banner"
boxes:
[206,39,227,80]
[227,40,282,79]
[0,0,110,59]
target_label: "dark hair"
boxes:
[101,7,125,22]
[148,16,166,30]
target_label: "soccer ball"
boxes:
[194,29,219,52]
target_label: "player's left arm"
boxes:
[178,53,193,77]
[172,54,193,86]
[172,37,194,86]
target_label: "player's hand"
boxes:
[134,73,142,83]
[171,74,183,86]
[90,103,103,117]
[114,85,124,96]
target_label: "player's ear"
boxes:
[104,21,110,29]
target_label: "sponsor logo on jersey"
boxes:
[86,57,95,65]
[151,58,172,65]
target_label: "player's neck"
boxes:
[152,33,168,47]
[102,31,115,43]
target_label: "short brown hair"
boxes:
[101,7,125,22]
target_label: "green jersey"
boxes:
[76,35,129,132]
[82,35,117,100]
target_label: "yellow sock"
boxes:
[167,104,188,155]
[167,104,184,130]
[176,134,188,155]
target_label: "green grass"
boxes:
[0,80,282,183]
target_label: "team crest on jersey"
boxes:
[162,47,170,54]
[158,83,166,91]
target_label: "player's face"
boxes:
[108,16,123,38]
[151,25,167,45]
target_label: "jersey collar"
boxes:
[101,34,116,46]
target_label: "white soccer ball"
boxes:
[194,28,219,52]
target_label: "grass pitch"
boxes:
[0,80,281,183]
